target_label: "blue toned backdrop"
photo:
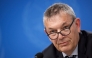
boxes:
[0,0,92,58]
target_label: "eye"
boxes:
[63,26,69,30]
[49,30,57,34]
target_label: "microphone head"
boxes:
[35,52,43,58]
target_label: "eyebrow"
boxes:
[48,22,67,30]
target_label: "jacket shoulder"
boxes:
[81,30,92,39]
[42,44,57,58]
[42,44,55,55]
[81,30,92,57]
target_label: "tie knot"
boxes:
[65,55,76,58]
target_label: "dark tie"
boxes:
[65,55,76,58]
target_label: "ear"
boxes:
[44,28,48,35]
[44,29,47,34]
[75,18,81,32]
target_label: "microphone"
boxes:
[35,52,43,58]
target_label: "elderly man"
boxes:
[35,3,92,58]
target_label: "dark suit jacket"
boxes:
[42,30,92,58]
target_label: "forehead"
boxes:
[44,12,72,29]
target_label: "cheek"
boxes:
[69,27,79,46]
[51,40,59,49]
[51,40,57,46]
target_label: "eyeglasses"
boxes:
[45,19,75,40]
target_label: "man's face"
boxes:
[44,12,80,54]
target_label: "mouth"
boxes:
[58,41,69,46]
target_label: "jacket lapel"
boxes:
[78,32,88,58]
[57,51,63,58]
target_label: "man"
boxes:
[38,3,92,58]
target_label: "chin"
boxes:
[58,45,72,53]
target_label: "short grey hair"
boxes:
[43,3,76,22]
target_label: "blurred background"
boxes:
[0,0,92,58]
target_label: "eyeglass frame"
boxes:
[45,18,75,40]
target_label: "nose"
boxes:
[57,32,64,40]
[56,32,65,44]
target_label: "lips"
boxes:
[58,41,68,46]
